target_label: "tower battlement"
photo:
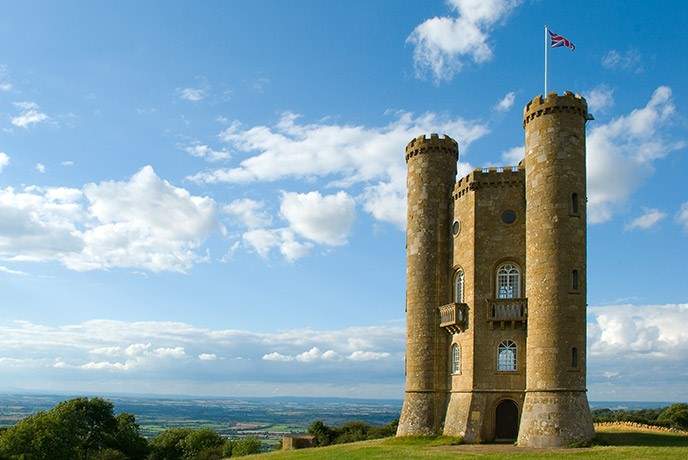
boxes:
[523,91,588,127]
[454,167,525,199]
[405,133,458,163]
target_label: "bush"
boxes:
[91,448,128,460]
[307,420,335,446]
[657,404,688,430]
[149,428,193,460]
[307,419,399,447]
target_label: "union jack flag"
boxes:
[549,30,575,51]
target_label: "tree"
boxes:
[149,428,193,460]
[181,429,225,459]
[657,403,688,430]
[0,398,148,460]
[307,420,335,446]
[229,438,261,457]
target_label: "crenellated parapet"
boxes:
[405,133,458,163]
[453,166,525,200]
[523,91,588,128]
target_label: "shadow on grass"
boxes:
[595,431,688,447]
[382,436,463,447]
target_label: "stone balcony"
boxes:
[438,302,468,334]
[487,298,528,329]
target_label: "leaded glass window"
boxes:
[454,269,465,303]
[497,340,517,371]
[496,263,521,299]
[451,344,461,374]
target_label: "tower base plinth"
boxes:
[517,390,594,447]
[397,392,438,436]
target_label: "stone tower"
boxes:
[517,92,594,447]
[398,92,594,446]
[397,134,458,436]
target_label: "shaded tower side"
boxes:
[518,92,594,447]
[397,134,458,436]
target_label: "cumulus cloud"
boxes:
[35,163,46,174]
[280,191,356,246]
[585,85,615,112]
[11,102,49,128]
[625,208,666,231]
[587,86,685,223]
[0,166,218,272]
[501,145,523,165]
[0,152,9,173]
[407,0,522,83]
[198,353,217,361]
[188,111,488,229]
[61,160,75,167]
[494,91,516,112]
[602,49,643,73]
[242,228,312,262]
[177,87,207,102]
[223,198,272,229]
[183,143,230,162]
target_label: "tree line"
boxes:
[0,398,261,460]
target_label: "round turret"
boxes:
[517,92,594,447]
[397,133,458,436]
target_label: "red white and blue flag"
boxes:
[549,30,575,51]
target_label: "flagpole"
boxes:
[544,25,548,96]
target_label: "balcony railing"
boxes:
[487,298,527,328]
[438,302,468,334]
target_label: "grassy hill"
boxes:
[251,425,688,459]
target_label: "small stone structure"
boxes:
[397,92,595,447]
[281,435,315,450]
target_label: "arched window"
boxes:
[496,263,521,299]
[451,344,461,374]
[454,268,465,303]
[497,340,517,371]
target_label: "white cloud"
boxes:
[587,86,685,223]
[61,161,75,167]
[296,347,324,363]
[347,351,391,361]
[585,85,615,112]
[35,163,46,174]
[262,352,294,362]
[407,0,522,83]
[280,191,356,246]
[494,91,516,112]
[223,198,272,229]
[0,265,27,276]
[177,87,207,102]
[90,346,122,356]
[501,145,523,165]
[677,202,688,232]
[0,152,9,173]
[625,208,666,231]
[183,143,230,162]
[0,166,218,272]
[602,49,643,73]
[11,102,49,128]
[242,228,312,262]
[198,353,217,361]
[153,347,186,359]
[189,111,488,229]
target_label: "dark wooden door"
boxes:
[495,399,519,440]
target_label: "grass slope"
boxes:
[252,427,688,459]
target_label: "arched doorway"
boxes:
[494,399,519,441]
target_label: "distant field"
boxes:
[253,426,688,459]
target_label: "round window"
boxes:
[451,220,461,236]
[501,210,516,224]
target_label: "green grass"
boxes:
[250,429,688,459]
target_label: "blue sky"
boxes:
[0,0,686,401]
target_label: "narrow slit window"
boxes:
[572,269,579,291]
[571,347,578,368]
[571,193,579,214]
